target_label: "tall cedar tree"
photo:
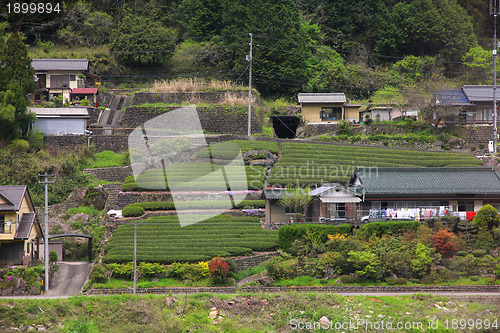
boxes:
[0,32,36,139]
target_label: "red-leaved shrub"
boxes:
[432,228,458,258]
[208,257,229,284]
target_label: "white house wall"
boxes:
[34,118,86,135]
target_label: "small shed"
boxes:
[31,107,90,135]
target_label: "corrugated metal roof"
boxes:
[264,188,291,200]
[0,186,27,211]
[32,59,88,71]
[462,85,498,102]
[15,213,36,240]
[29,107,89,117]
[72,88,98,94]
[309,183,341,196]
[435,89,470,105]
[353,167,500,195]
[298,93,346,104]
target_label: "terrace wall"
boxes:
[232,252,280,272]
[121,106,261,135]
[85,285,500,295]
[132,92,248,105]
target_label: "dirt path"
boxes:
[46,262,92,297]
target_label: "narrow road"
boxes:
[45,262,92,297]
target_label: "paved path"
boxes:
[45,262,92,297]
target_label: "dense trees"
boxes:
[0,0,495,96]
[0,30,36,139]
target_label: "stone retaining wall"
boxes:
[462,125,493,147]
[90,135,129,153]
[232,252,280,272]
[83,166,132,182]
[121,106,261,135]
[132,92,248,105]
[85,285,500,295]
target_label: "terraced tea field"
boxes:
[122,140,277,191]
[268,142,482,187]
[104,215,278,263]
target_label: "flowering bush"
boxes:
[208,257,229,284]
[242,208,264,217]
[198,261,209,277]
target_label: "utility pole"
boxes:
[491,0,499,154]
[247,33,253,137]
[133,221,137,294]
[38,174,53,294]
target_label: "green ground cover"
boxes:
[104,215,278,264]
[0,293,497,332]
[268,142,482,187]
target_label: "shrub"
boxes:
[167,262,206,281]
[139,262,166,277]
[90,264,107,284]
[472,205,500,230]
[358,220,420,238]
[485,277,496,285]
[476,226,495,251]
[278,224,351,253]
[10,139,30,153]
[265,257,299,280]
[472,249,487,258]
[469,275,480,282]
[455,251,468,257]
[49,251,58,262]
[340,275,357,283]
[208,257,229,284]
[386,277,408,285]
[122,205,144,217]
[431,229,457,258]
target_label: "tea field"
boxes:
[122,140,277,191]
[268,142,482,187]
[104,215,278,263]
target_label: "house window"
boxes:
[285,206,295,214]
[481,108,493,123]
[70,75,76,81]
[0,215,4,233]
[320,107,342,121]
[50,75,70,88]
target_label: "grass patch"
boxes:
[85,151,129,168]
[0,293,497,332]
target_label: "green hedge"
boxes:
[278,224,352,253]
[122,205,145,217]
[124,200,265,212]
[358,220,420,237]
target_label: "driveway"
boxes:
[45,262,92,297]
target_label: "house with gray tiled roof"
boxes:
[298,93,361,124]
[435,85,500,124]
[349,167,500,218]
[0,186,43,266]
[264,167,500,223]
[30,59,89,104]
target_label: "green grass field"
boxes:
[104,215,278,264]
[268,142,482,187]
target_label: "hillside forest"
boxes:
[0,0,495,99]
